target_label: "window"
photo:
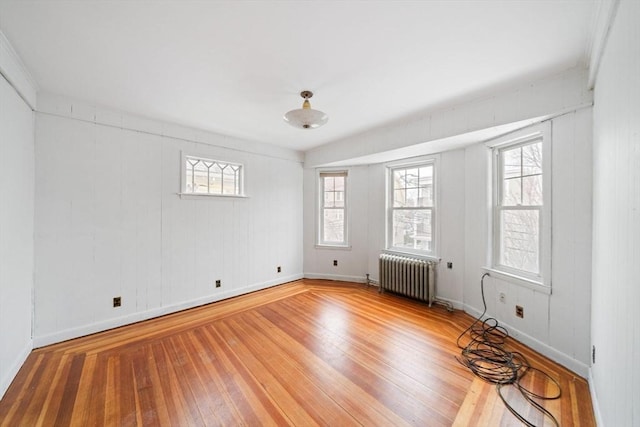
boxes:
[387,161,436,256]
[183,155,243,196]
[318,171,348,246]
[491,124,550,286]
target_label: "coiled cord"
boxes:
[456,273,561,426]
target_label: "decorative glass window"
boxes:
[318,171,348,246]
[183,155,243,196]
[388,161,435,256]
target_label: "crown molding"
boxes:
[0,30,38,109]
[587,0,621,89]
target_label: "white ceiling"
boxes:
[0,1,598,152]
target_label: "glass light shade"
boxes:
[284,108,328,129]
[284,96,328,129]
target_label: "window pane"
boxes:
[334,191,344,207]
[406,188,419,207]
[184,156,243,195]
[209,164,223,193]
[502,177,522,206]
[392,209,432,251]
[419,166,432,183]
[333,176,344,191]
[393,189,406,208]
[324,177,335,191]
[222,166,237,195]
[522,175,542,205]
[393,170,405,189]
[522,142,542,176]
[193,161,208,194]
[405,169,420,188]
[324,191,334,207]
[503,147,521,179]
[500,209,539,274]
[323,208,344,243]
[319,172,348,245]
[186,163,195,193]
[419,185,433,207]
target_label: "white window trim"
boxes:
[385,155,440,258]
[486,122,552,288]
[316,169,350,249]
[179,151,247,198]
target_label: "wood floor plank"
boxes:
[257,297,457,425]
[0,280,596,426]
[231,309,399,426]
[213,318,326,426]
[197,325,292,426]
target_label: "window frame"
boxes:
[385,156,439,259]
[180,152,246,198]
[488,123,552,289]
[316,169,350,248]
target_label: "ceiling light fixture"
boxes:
[283,90,328,129]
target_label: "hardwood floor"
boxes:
[0,280,595,426]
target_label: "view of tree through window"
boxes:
[320,172,347,245]
[390,163,434,253]
[497,140,542,274]
[185,156,242,196]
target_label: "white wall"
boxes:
[303,165,370,282]
[464,109,593,376]
[0,73,34,398]
[34,96,304,346]
[305,66,592,168]
[303,149,467,307]
[303,106,593,377]
[591,0,640,425]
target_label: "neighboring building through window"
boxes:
[318,171,348,246]
[183,155,243,196]
[491,124,550,287]
[495,140,542,274]
[387,161,435,256]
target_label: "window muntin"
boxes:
[495,139,543,276]
[184,155,243,196]
[388,162,435,255]
[319,171,348,246]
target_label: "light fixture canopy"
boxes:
[284,90,328,129]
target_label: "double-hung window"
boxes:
[491,124,551,287]
[387,161,436,256]
[318,171,348,247]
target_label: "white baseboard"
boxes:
[0,339,32,400]
[588,368,605,427]
[432,296,464,310]
[33,274,303,348]
[304,275,464,313]
[303,272,369,283]
[463,304,590,378]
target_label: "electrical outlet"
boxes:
[215,279,221,288]
[333,260,338,266]
[277,266,281,273]
[499,292,506,303]
[113,297,121,308]
[515,305,524,318]
[447,262,453,269]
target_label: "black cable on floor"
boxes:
[456,273,562,427]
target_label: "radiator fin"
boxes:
[379,253,435,305]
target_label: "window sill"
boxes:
[315,244,352,251]
[482,267,551,295]
[177,193,249,199]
